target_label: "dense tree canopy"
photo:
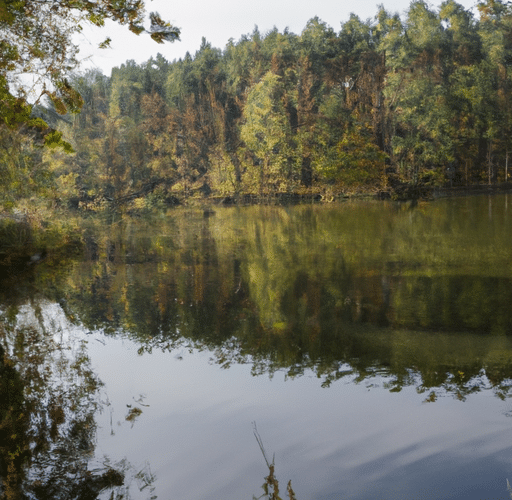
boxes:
[3,0,512,209]
[0,0,179,207]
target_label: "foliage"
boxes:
[330,126,387,188]
[241,72,298,194]
[0,0,179,117]
[0,0,179,206]
[0,125,54,209]
[6,0,512,205]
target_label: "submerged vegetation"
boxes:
[253,423,297,500]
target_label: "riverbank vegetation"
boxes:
[3,0,512,211]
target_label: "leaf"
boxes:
[98,37,112,49]
[44,130,75,153]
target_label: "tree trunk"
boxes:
[301,156,312,187]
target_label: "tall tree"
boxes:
[477,0,512,182]
[240,71,298,194]
[382,1,456,183]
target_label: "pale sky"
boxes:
[77,0,479,76]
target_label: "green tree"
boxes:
[477,0,512,183]
[295,18,336,186]
[382,1,457,183]
[0,120,54,209]
[240,71,298,194]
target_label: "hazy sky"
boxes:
[77,0,479,76]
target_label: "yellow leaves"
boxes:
[132,198,146,210]
[241,71,298,193]
[55,172,79,198]
[272,322,288,332]
[323,129,387,188]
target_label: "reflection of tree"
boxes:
[20,202,512,402]
[0,341,29,498]
[0,300,154,499]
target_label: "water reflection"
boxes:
[2,195,512,499]
[49,198,512,399]
[0,299,155,499]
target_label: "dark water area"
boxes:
[2,194,512,499]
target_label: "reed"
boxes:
[253,422,297,500]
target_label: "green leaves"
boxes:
[0,0,179,134]
[241,72,298,193]
[148,12,180,44]
[44,130,74,153]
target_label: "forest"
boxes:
[3,0,512,210]
[4,3,512,497]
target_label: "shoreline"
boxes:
[205,182,512,206]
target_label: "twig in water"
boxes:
[253,421,291,500]
[253,421,274,469]
[287,479,297,500]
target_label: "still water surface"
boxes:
[2,195,512,499]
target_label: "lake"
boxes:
[2,194,512,500]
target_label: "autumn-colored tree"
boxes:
[45,0,512,206]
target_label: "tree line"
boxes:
[4,0,512,208]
